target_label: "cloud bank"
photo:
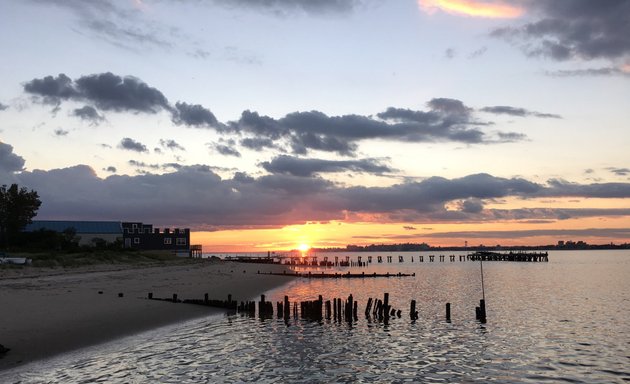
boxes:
[11,160,630,230]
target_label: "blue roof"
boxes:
[25,220,122,234]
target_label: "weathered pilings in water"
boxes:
[410,300,418,320]
[260,271,414,278]
[475,299,487,323]
[147,292,487,324]
[259,295,273,318]
[365,297,373,317]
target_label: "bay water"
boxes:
[2,250,629,383]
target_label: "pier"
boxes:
[466,251,548,262]
[222,250,549,266]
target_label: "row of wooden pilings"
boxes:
[147,292,487,324]
[285,254,469,267]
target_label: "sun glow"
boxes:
[297,243,311,252]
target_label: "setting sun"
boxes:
[297,243,311,252]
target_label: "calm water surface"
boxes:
[2,250,629,383]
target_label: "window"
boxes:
[164,238,172,245]
[134,237,140,244]
[176,238,187,245]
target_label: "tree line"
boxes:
[0,184,41,248]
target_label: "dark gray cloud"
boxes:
[172,102,219,128]
[129,160,160,170]
[0,102,8,111]
[210,140,241,157]
[492,1,630,63]
[211,0,359,15]
[444,48,456,59]
[240,137,278,151]
[25,72,170,114]
[423,228,630,239]
[544,178,630,198]
[403,226,416,230]
[23,73,78,105]
[72,105,104,124]
[460,198,484,213]
[607,167,630,176]
[261,155,394,177]
[159,139,185,151]
[230,98,524,156]
[0,142,26,173]
[214,145,241,157]
[75,72,170,113]
[119,138,148,153]
[546,67,630,78]
[481,106,561,119]
[104,166,117,173]
[54,129,69,136]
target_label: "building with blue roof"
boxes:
[25,220,123,246]
[24,220,195,256]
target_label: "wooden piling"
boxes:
[446,302,451,321]
[284,296,290,319]
[325,300,331,319]
[148,292,153,299]
[172,293,178,302]
[337,298,342,322]
[365,297,373,317]
[410,300,417,320]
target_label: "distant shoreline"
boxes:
[307,243,630,253]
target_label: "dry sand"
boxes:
[0,260,294,370]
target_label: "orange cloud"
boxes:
[418,0,525,19]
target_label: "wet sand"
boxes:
[0,261,293,370]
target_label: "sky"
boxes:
[0,0,629,251]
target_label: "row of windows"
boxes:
[164,238,187,245]
[126,228,187,234]
[131,237,187,245]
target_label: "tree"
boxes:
[0,184,42,248]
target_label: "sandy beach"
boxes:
[0,260,293,370]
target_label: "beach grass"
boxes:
[2,249,201,269]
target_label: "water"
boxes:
[2,250,629,383]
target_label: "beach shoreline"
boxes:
[0,260,294,370]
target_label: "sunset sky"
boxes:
[1,0,629,251]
